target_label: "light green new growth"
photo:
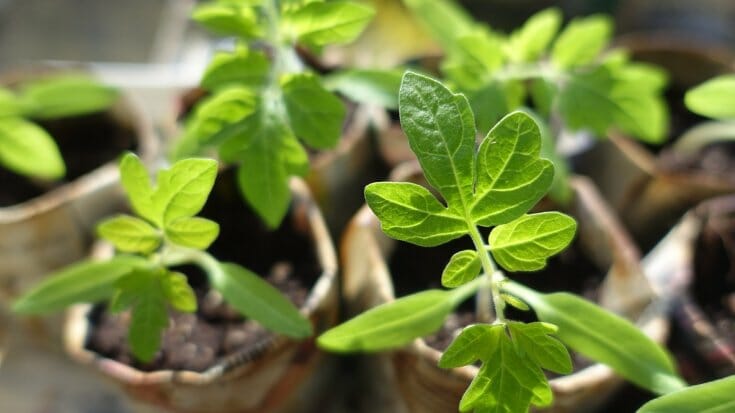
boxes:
[173,0,382,228]
[0,75,118,180]
[405,2,669,203]
[14,153,312,362]
[317,72,684,412]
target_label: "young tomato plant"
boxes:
[406,2,669,202]
[318,72,684,412]
[0,75,118,180]
[13,153,311,362]
[173,0,378,228]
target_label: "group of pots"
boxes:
[2,5,735,413]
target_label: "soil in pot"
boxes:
[669,197,735,383]
[0,110,138,206]
[83,168,321,372]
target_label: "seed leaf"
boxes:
[318,290,457,352]
[398,71,476,211]
[12,256,148,314]
[637,375,735,413]
[0,117,64,179]
[504,282,687,395]
[209,262,312,338]
[164,217,220,250]
[489,212,576,272]
[20,75,118,119]
[685,75,735,120]
[471,111,554,226]
[441,250,481,288]
[551,15,612,69]
[284,1,375,47]
[97,214,161,254]
[201,50,268,90]
[281,73,345,149]
[364,182,467,247]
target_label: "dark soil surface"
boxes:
[0,111,137,206]
[85,168,321,372]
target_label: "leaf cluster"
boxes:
[173,0,388,228]
[0,75,118,180]
[318,72,684,412]
[416,5,669,144]
[14,153,312,362]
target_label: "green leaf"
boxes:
[20,76,118,119]
[507,8,562,63]
[398,72,476,211]
[471,111,554,226]
[489,212,577,272]
[364,182,467,247]
[97,215,161,254]
[323,69,403,109]
[438,324,499,368]
[183,87,256,147]
[0,117,65,179]
[192,2,261,38]
[557,66,617,136]
[465,81,517,134]
[551,15,612,69]
[318,290,458,352]
[508,321,572,374]
[441,250,481,288]
[164,217,220,250]
[530,78,556,118]
[685,75,735,120]
[12,256,148,314]
[637,376,735,413]
[208,262,312,338]
[0,88,22,117]
[200,50,268,90]
[504,282,687,395]
[458,326,553,412]
[558,63,668,143]
[113,269,169,362]
[152,158,218,226]
[162,271,197,313]
[403,0,476,51]
[281,73,345,149]
[119,153,157,224]
[283,1,374,47]
[442,31,505,90]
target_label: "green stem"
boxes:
[467,224,506,324]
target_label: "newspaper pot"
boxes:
[341,161,668,413]
[0,73,158,307]
[65,176,338,413]
[644,196,735,383]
